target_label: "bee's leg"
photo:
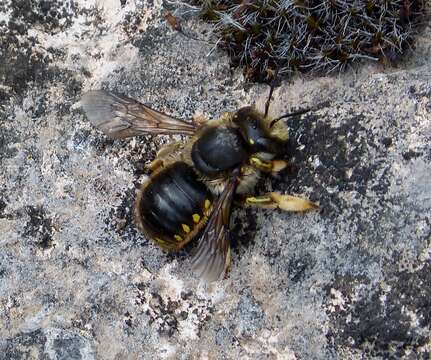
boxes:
[193,114,208,126]
[146,159,163,172]
[243,192,319,212]
[249,156,288,173]
[146,141,183,172]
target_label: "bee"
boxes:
[81,90,318,281]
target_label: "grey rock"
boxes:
[0,328,94,360]
[1,1,430,359]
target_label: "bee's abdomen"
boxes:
[191,127,248,176]
[136,162,213,250]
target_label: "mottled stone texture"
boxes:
[0,1,430,359]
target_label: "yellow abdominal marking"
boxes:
[182,224,191,233]
[174,234,183,242]
[249,139,255,145]
[204,199,211,210]
[192,214,201,223]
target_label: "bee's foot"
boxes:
[270,192,319,212]
[244,192,319,212]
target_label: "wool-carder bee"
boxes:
[81,90,318,281]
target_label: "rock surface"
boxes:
[1,1,430,359]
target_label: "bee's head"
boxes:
[232,107,288,157]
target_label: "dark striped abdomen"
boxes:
[135,162,213,250]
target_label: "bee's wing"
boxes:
[81,90,197,139]
[191,172,239,282]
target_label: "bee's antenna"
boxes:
[264,83,275,119]
[269,108,311,128]
[264,69,280,118]
[270,99,331,127]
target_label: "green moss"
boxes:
[185,0,427,82]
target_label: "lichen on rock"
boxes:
[0,0,430,359]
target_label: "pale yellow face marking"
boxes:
[249,138,255,145]
[192,214,201,223]
[250,157,272,171]
[204,199,211,210]
[174,234,183,242]
[182,224,191,233]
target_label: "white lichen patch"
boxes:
[418,238,431,263]
[134,264,214,341]
[23,0,163,92]
[327,288,346,313]
[241,329,298,360]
